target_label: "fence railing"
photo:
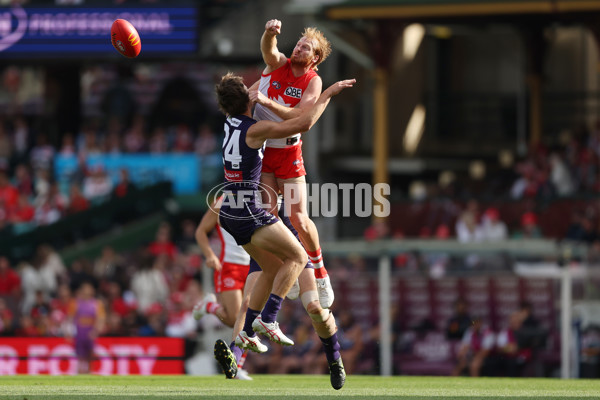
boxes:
[322,238,593,378]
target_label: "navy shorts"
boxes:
[219,200,278,246]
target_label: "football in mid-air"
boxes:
[111,19,141,58]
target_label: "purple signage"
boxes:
[0,6,197,57]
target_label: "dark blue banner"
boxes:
[0,6,197,57]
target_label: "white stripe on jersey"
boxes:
[217,225,251,265]
[253,75,301,149]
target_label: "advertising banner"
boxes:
[54,154,200,194]
[0,337,184,375]
[0,5,197,57]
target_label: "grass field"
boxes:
[1,375,600,400]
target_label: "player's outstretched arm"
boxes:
[249,77,322,121]
[261,19,287,73]
[247,79,356,146]
[195,199,223,271]
[248,80,260,92]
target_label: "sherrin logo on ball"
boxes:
[111,19,141,58]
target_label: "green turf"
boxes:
[0,375,599,399]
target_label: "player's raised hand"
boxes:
[265,19,281,35]
[249,88,269,106]
[325,79,356,97]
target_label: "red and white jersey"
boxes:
[216,225,251,265]
[253,59,318,148]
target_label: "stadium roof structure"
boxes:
[285,0,600,189]
[319,0,600,20]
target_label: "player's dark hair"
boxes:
[215,73,249,117]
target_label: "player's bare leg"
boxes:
[240,228,305,347]
[298,267,345,389]
[246,221,306,300]
[260,172,280,217]
[215,290,243,327]
[260,173,301,300]
[232,272,260,342]
[222,271,261,381]
[194,289,242,328]
[280,176,334,308]
[215,269,266,379]
[279,176,319,251]
[235,260,274,352]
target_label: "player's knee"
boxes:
[287,244,307,268]
[305,298,337,338]
[296,250,308,267]
[223,313,236,327]
[306,299,323,315]
[306,300,326,321]
[303,293,327,323]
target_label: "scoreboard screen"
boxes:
[0,5,197,58]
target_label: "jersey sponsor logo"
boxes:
[284,87,302,99]
[228,117,242,127]
[224,169,242,182]
[272,81,281,90]
[253,217,263,227]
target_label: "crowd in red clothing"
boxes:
[0,219,208,340]
[0,114,219,234]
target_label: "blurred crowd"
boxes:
[430,123,600,202]
[61,116,219,158]
[363,121,600,245]
[0,114,219,233]
[0,221,381,375]
[447,300,547,378]
[1,226,599,378]
[363,124,600,250]
[0,220,209,340]
[243,282,558,378]
[365,195,600,246]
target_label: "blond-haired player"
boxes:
[250,19,335,309]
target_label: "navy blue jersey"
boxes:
[219,115,277,246]
[222,115,263,189]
